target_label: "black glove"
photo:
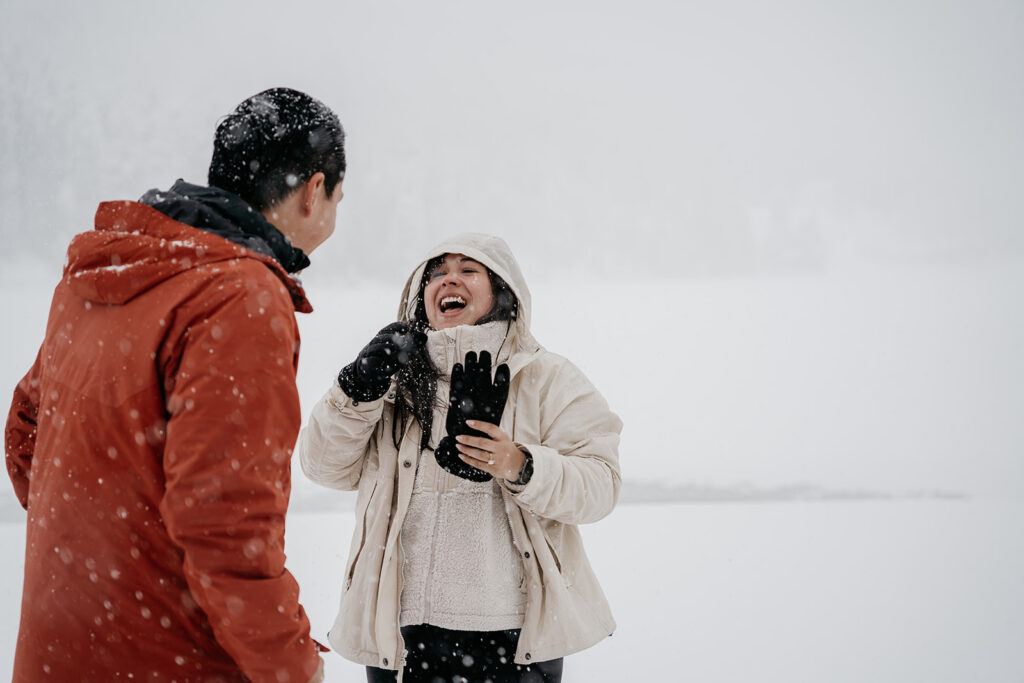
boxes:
[337,322,427,402]
[434,350,511,481]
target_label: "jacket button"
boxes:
[388,393,395,399]
[525,653,532,661]
[524,551,531,559]
[383,658,388,667]
[403,461,412,468]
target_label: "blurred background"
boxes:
[3,2,1024,679]
[1,0,1022,497]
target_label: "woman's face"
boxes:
[423,253,495,330]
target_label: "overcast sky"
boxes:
[2,0,1022,283]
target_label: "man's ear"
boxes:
[301,172,327,216]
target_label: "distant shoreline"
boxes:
[617,480,967,505]
[279,480,969,516]
[0,479,970,523]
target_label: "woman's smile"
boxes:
[424,253,495,329]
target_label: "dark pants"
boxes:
[366,624,564,683]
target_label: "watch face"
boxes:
[518,455,534,484]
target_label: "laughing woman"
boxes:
[299,234,622,683]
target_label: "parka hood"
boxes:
[65,200,311,311]
[397,233,540,354]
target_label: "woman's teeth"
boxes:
[440,296,466,312]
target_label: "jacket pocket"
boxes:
[545,538,570,586]
[344,477,380,591]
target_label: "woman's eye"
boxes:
[429,271,445,279]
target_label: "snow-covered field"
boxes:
[2,261,1023,680]
[2,500,1022,681]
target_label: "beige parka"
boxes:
[299,233,622,675]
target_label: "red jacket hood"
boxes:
[65,200,312,312]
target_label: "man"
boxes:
[5,88,345,682]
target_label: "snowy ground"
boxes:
[2,261,1023,679]
[2,499,1023,681]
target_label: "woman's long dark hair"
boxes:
[391,256,519,451]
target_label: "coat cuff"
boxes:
[328,379,388,416]
[500,442,551,502]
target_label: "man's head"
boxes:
[209,88,346,254]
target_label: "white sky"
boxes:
[2,0,1022,281]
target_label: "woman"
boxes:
[300,233,622,682]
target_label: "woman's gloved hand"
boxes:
[337,322,427,402]
[434,350,510,481]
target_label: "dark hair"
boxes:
[392,257,519,451]
[208,88,346,212]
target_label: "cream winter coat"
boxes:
[299,233,622,674]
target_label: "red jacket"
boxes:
[5,201,321,682]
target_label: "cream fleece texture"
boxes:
[399,322,527,630]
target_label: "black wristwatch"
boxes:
[513,450,534,485]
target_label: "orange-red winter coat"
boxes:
[5,201,321,682]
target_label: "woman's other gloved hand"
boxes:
[435,350,510,481]
[337,322,427,402]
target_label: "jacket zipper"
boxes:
[425,328,459,623]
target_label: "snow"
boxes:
[2,500,1022,681]
[290,263,1024,500]
[3,1,1023,278]
[1,1,1023,676]
[3,262,1022,678]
